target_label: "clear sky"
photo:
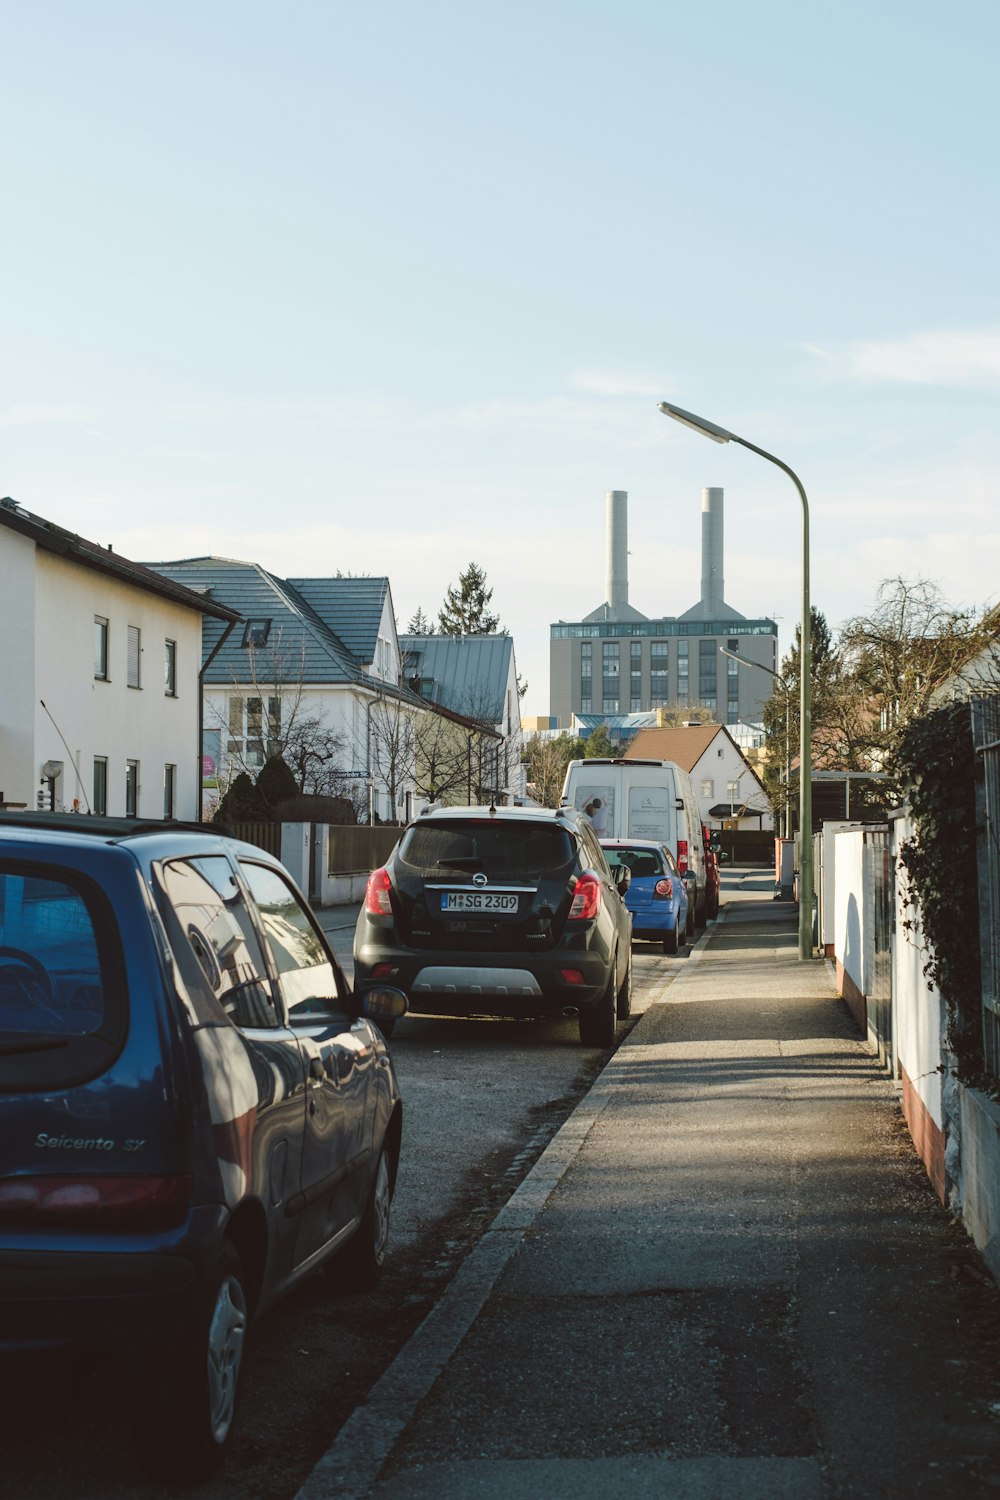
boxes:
[4,1,998,718]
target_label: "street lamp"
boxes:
[657,400,813,959]
[719,647,792,839]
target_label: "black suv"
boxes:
[353,804,633,1046]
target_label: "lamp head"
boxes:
[657,400,732,444]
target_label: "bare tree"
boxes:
[365,689,418,822]
[208,634,351,797]
[523,732,586,807]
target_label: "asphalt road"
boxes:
[1,889,708,1500]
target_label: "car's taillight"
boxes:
[676,840,689,874]
[365,867,393,916]
[568,872,602,920]
[653,878,673,899]
[0,1175,191,1231]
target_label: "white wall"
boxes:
[834,828,868,1000]
[890,812,946,1135]
[34,553,204,818]
[1,540,204,818]
[694,734,773,831]
[0,529,38,805]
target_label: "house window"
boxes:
[93,757,108,815]
[677,640,689,701]
[94,617,109,681]
[127,626,141,689]
[164,764,177,819]
[242,619,271,648]
[125,760,139,817]
[701,779,714,798]
[226,695,281,768]
[164,640,177,696]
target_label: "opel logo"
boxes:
[473,872,488,887]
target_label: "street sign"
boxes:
[341,770,372,779]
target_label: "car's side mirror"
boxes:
[360,985,408,1025]
[612,864,631,893]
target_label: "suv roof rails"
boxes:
[0,810,235,840]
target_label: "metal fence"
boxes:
[972,696,1000,1080]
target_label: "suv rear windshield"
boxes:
[0,865,125,1091]
[399,821,574,879]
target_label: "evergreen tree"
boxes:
[214,772,268,825]
[406,607,434,635]
[256,755,299,813]
[584,723,618,758]
[437,562,500,636]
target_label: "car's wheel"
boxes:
[326,1143,392,1293]
[137,1241,247,1482]
[579,963,617,1048]
[685,902,696,941]
[662,923,679,955]
[616,950,632,1019]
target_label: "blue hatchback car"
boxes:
[600,838,690,953]
[0,812,407,1480]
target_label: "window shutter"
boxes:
[128,626,141,688]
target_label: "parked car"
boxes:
[0,811,407,1481]
[561,757,709,927]
[354,803,634,1047]
[600,838,689,954]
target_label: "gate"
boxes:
[867,826,893,1068]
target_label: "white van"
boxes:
[560,758,708,926]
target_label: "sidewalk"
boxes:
[298,884,1000,1500]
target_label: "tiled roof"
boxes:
[399,634,514,725]
[623,723,726,772]
[286,577,390,666]
[0,501,238,622]
[146,557,362,685]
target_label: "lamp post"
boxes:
[657,400,813,959]
[719,647,792,838]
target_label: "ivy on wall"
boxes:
[894,699,992,1094]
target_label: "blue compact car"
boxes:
[600,838,690,953]
[0,812,406,1480]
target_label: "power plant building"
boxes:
[549,489,779,728]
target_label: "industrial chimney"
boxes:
[700,486,724,615]
[605,490,629,613]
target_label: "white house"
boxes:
[0,499,238,820]
[147,559,455,823]
[624,722,773,831]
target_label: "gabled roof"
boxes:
[147,557,362,685]
[400,634,514,725]
[623,723,728,772]
[286,577,391,666]
[0,500,238,622]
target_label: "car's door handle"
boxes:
[308,1056,326,1082]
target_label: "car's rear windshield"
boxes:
[399,821,574,878]
[0,864,125,1091]
[603,846,665,878]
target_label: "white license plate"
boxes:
[441,891,520,913]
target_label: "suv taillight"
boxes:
[0,1174,191,1231]
[365,867,393,916]
[676,840,689,874]
[568,872,602,920]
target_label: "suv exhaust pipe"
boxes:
[561,1005,579,1017]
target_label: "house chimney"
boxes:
[700,486,724,615]
[604,490,628,613]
